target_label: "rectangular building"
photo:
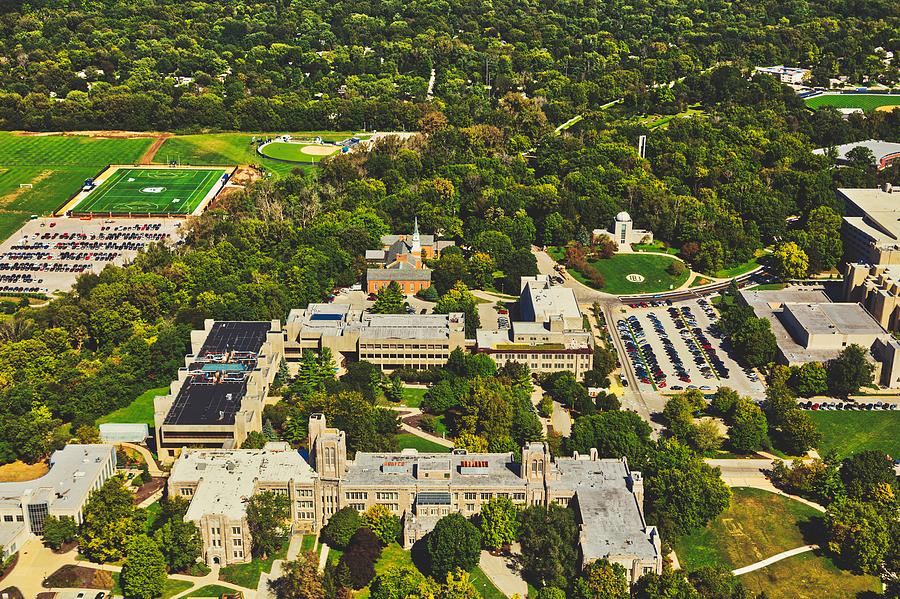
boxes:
[476,275,594,379]
[284,303,466,372]
[0,444,116,558]
[155,320,284,463]
[840,185,900,266]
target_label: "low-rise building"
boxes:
[738,288,900,386]
[813,140,900,171]
[155,320,284,463]
[840,184,900,266]
[755,65,810,84]
[476,275,593,379]
[284,303,466,372]
[592,212,653,250]
[366,219,455,294]
[176,414,663,582]
[0,444,116,558]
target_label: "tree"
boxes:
[241,430,269,449]
[75,424,101,444]
[42,515,77,550]
[322,507,362,550]
[687,565,751,599]
[632,570,700,599]
[371,281,406,314]
[246,490,291,558]
[370,565,427,599]
[840,450,897,499]
[644,439,731,538]
[517,504,579,589]
[790,362,827,398]
[269,551,325,599]
[826,496,891,574]
[826,345,875,397]
[362,504,401,546]
[384,375,404,403]
[78,477,141,563]
[434,282,481,336]
[690,419,724,454]
[120,534,167,599]
[536,589,567,599]
[727,399,769,454]
[426,513,481,579]
[662,394,696,443]
[338,528,383,588]
[566,411,653,466]
[772,241,809,279]
[574,559,629,599]
[777,409,821,455]
[479,497,519,550]
[153,515,202,573]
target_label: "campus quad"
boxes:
[73,167,230,215]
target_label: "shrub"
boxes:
[321,507,362,550]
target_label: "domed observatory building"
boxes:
[592,212,653,252]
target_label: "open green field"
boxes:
[401,386,426,407]
[0,132,152,241]
[808,411,900,458]
[98,386,169,428]
[738,550,881,599]
[219,540,287,587]
[154,132,365,176]
[805,93,900,111]
[259,141,341,162]
[74,167,226,215]
[549,247,690,295]
[675,487,820,571]
[395,433,451,453]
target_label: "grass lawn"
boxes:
[300,534,317,552]
[674,487,822,571]
[0,132,153,241]
[0,459,49,482]
[401,387,426,408]
[142,500,162,533]
[98,386,169,428]
[185,584,238,597]
[549,248,690,295]
[712,255,762,279]
[808,411,900,458]
[632,241,678,255]
[395,433,451,453]
[641,104,705,130]
[805,93,900,111]
[111,574,192,599]
[469,566,507,599]
[738,550,881,599]
[219,541,288,588]
[751,283,787,291]
[690,276,712,288]
[356,543,415,599]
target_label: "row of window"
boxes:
[361,343,449,350]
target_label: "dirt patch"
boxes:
[133,476,166,504]
[139,134,172,164]
[229,165,262,185]
[0,460,49,482]
[876,104,899,112]
[43,565,114,590]
[0,170,52,206]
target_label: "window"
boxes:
[233,538,242,547]
[234,550,244,559]
[376,492,398,501]
[466,503,475,512]
[481,493,492,500]
[299,488,313,497]
[346,491,368,500]
[212,539,221,547]
[3,516,11,522]
[513,493,526,501]
[350,503,366,511]
[231,527,241,536]
[180,487,194,497]
[464,492,476,500]
[298,501,314,509]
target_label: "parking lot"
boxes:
[0,217,184,294]
[615,298,765,397]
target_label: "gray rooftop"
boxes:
[342,450,527,488]
[839,187,900,243]
[814,140,900,165]
[785,302,887,336]
[367,267,432,281]
[0,444,115,513]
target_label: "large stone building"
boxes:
[738,288,900,386]
[154,320,284,463]
[283,303,466,372]
[844,262,900,333]
[365,219,455,294]
[592,212,653,251]
[173,415,662,583]
[840,184,900,266]
[476,275,594,379]
[0,444,116,559]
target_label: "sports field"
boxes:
[73,167,228,215]
[804,93,900,111]
[259,141,341,162]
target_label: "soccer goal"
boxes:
[19,183,32,189]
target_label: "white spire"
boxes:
[411,217,421,253]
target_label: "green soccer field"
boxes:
[804,93,900,111]
[73,167,227,215]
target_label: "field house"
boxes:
[59,164,235,217]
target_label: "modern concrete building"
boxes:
[845,262,900,332]
[813,140,900,170]
[176,414,663,581]
[155,320,284,463]
[738,288,900,386]
[168,442,317,566]
[0,444,116,558]
[366,219,455,294]
[840,185,900,265]
[754,65,810,84]
[284,303,466,371]
[476,275,593,379]
[592,212,653,250]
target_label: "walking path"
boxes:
[118,442,164,476]
[479,548,527,598]
[391,407,455,448]
[318,543,330,571]
[732,544,819,576]
[139,134,172,164]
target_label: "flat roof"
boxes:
[0,444,115,512]
[521,276,582,323]
[839,187,900,243]
[199,321,272,355]
[784,302,887,336]
[164,379,247,426]
[342,451,526,488]
[814,140,900,164]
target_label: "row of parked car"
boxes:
[799,401,898,411]
[647,312,691,383]
[670,305,730,380]
[617,316,667,388]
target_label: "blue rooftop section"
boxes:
[310,313,343,321]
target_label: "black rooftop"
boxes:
[163,379,247,425]
[199,321,272,355]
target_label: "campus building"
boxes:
[840,184,900,265]
[175,415,663,582]
[0,444,116,559]
[738,288,900,386]
[365,219,455,294]
[813,140,900,171]
[754,65,810,84]
[592,212,653,251]
[154,320,285,463]
[844,262,900,333]
[283,303,466,372]
[476,275,594,379]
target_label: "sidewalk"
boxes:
[732,544,819,576]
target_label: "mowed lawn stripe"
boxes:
[75,168,223,214]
